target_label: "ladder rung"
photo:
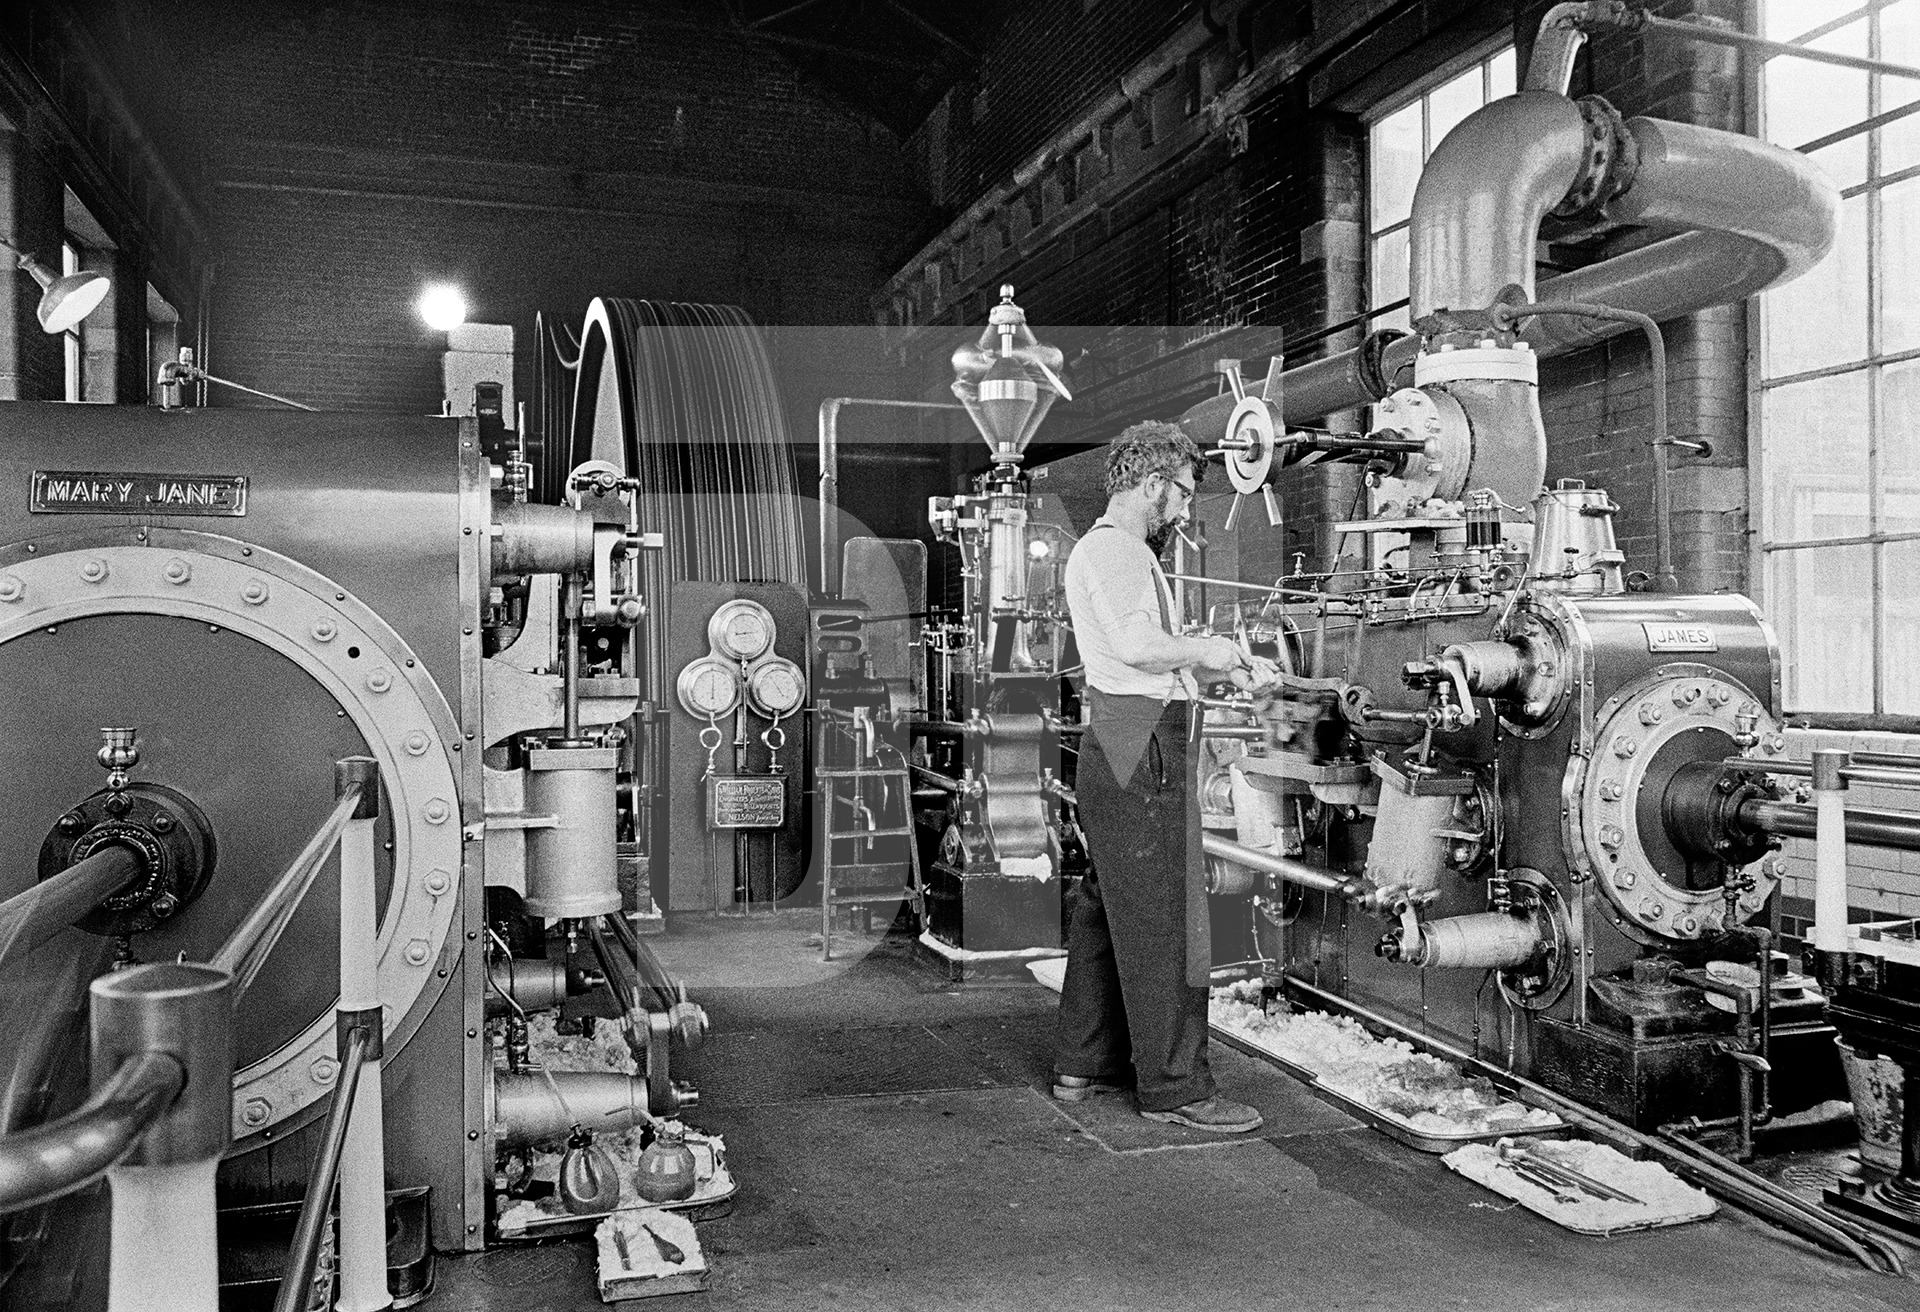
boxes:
[827,891,914,906]
[828,827,913,839]
[816,768,912,780]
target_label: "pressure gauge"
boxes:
[676,656,741,719]
[745,656,807,719]
[708,599,776,662]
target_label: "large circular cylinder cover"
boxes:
[524,744,621,919]
[0,534,463,1144]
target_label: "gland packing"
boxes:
[1565,663,1781,946]
[37,782,217,936]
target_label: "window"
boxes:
[61,242,81,403]
[1366,46,1516,333]
[1755,0,1920,722]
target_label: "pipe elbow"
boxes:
[1614,117,1841,283]
[1410,91,1591,319]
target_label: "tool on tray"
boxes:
[1495,1138,1643,1206]
[640,1221,686,1265]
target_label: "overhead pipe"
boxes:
[1278,93,1838,425]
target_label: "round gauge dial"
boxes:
[676,656,741,719]
[708,600,776,662]
[746,657,807,718]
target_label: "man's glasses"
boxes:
[1158,472,1196,504]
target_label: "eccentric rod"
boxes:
[209,786,362,996]
[0,1053,184,1213]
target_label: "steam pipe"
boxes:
[817,398,965,597]
[1200,833,1368,900]
[0,1053,183,1213]
[1278,99,1839,424]
[1409,91,1591,319]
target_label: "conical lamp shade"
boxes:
[38,270,111,335]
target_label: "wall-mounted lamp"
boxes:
[0,236,111,334]
[417,283,467,332]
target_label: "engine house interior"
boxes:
[2,3,1920,1310]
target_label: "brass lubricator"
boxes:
[36,727,218,939]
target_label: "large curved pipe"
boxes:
[1281,100,1840,423]
[1409,90,1591,320]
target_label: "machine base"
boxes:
[924,862,1062,953]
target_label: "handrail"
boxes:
[209,786,363,995]
[271,1025,371,1312]
[0,1052,184,1213]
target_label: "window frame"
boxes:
[1748,0,1920,731]
[1362,38,1517,334]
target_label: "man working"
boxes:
[1054,420,1278,1133]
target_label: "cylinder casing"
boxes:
[524,745,621,918]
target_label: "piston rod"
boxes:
[1736,798,1920,851]
[1200,833,1369,900]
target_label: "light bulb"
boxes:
[417,283,468,331]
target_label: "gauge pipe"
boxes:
[817,398,965,597]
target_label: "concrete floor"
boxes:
[421,912,1918,1311]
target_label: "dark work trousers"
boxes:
[1054,691,1213,1113]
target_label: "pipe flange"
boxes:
[0,530,464,1145]
[1368,387,1472,511]
[1498,868,1573,1010]
[1565,664,1780,946]
[1553,96,1637,222]
[38,783,217,935]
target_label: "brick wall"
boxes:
[79,0,926,414]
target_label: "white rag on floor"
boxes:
[999,855,1053,881]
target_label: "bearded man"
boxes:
[1053,420,1277,1132]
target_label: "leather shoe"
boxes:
[1141,1096,1263,1133]
[1051,1073,1131,1103]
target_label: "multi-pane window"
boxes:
[1756,0,1920,721]
[1366,46,1516,333]
[61,242,82,404]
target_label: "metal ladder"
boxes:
[816,741,922,962]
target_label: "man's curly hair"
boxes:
[1103,420,1206,499]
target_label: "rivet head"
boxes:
[404,730,430,756]
[242,1098,273,1126]
[310,1057,338,1085]
[424,868,452,895]
[79,558,109,583]
[0,574,22,603]
[163,558,192,585]
[367,668,393,693]
[424,798,451,824]
[241,580,269,605]
[311,620,337,642]
[404,938,431,965]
